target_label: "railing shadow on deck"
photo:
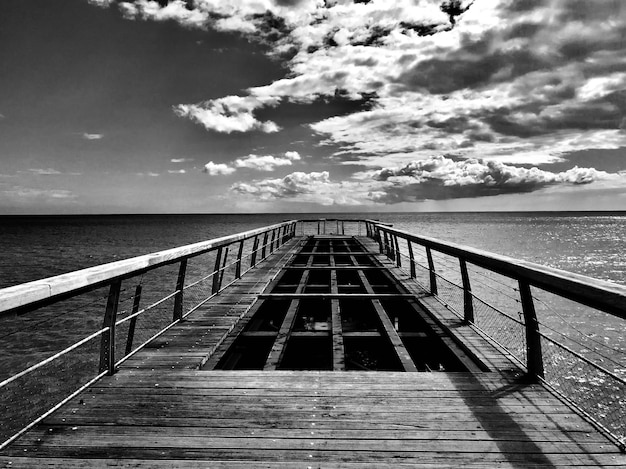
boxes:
[0,218,624,453]
[366,220,626,452]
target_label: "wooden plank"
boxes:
[355,270,417,372]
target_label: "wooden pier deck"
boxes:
[1,232,625,468]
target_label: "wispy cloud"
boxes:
[0,186,76,200]
[168,169,187,174]
[82,132,103,140]
[204,151,302,175]
[26,168,62,175]
[136,172,160,177]
[170,158,195,163]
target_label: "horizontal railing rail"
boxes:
[365,220,625,450]
[0,221,298,316]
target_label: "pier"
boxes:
[0,219,625,467]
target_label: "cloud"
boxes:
[203,162,236,176]
[82,133,103,140]
[0,187,76,200]
[168,169,187,174]
[136,172,160,177]
[234,151,300,171]
[204,151,302,174]
[173,95,281,134]
[229,155,624,205]
[103,0,626,181]
[231,171,365,205]
[170,158,195,163]
[366,155,622,203]
[88,0,114,7]
[26,168,62,175]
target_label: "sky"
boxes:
[1,0,625,214]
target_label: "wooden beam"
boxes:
[355,270,417,372]
[263,269,310,370]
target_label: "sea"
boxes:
[1,212,625,288]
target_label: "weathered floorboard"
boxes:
[1,235,624,468]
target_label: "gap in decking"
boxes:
[212,236,482,372]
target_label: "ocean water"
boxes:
[0,212,624,441]
[1,212,625,288]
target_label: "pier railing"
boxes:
[0,220,297,448]
[365,220,626,450]
[1,218,624,451]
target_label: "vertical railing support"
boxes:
[407,240,416,278]
[235,240,244,279]
[251,236,259,267]
[519,280,545,381]
[218,246,229,291]
[317,221,320,235]
[125,284,142,356]
[99,280,121,375]
[376,227,384,253]
[212,247,223,294]
[173,259,187,321]
[383,231,391,258]
[394,235,401,267]
[270,229,276,254]
[262,232,269,259]
[459,259,474,323]
[426,247,438,295]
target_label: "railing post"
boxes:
[262,232,269,259]
[376,227,384,253]
[125,284,142,356]
[235,240,244,279]
[426,247,438,295]
[317,220,320,235]
[99,280,121,375]
[459,259,474,323]
[173,259,187,321]
[218,246,229,291]
[519,280,545,381]
[394,235,401,267]
[270,229,276,253]
[251,236,259,267]
[407,240,416,278]
[212,247,223,294]
[383,231,391,259]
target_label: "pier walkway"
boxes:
[0,221,624,467]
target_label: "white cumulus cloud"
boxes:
[173,95,281,134]
[203,162,237,176]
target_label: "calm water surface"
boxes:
[1,212,624,288]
